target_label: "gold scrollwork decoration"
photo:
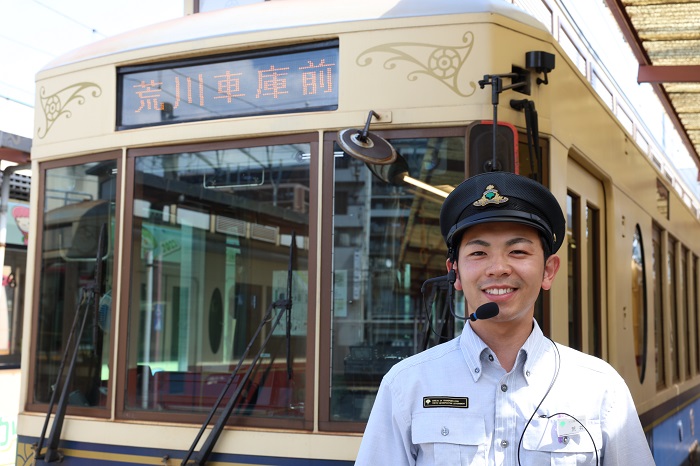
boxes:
[356,31,477,97]
[37,82,102,139]
[15,442,35,466]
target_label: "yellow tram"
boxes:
[15,0,700,464]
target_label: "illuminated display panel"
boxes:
[117,41,338,129]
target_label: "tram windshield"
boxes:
[31,130,469,427]
[125,140,310,419]
[330,134,465,422]
[35,159,117,407]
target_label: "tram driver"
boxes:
[354,171,655,465]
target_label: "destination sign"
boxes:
[117,42,338,129]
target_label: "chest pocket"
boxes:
[411,411,487,466]
[522,416,602,466]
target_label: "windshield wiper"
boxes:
[182,232,296,465]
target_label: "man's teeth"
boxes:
[485,288,514,295]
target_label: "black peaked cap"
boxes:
[440,171,565,256]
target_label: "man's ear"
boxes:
[445,258,462,291]
[541,254,560,291]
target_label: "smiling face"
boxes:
[448,222,560,328]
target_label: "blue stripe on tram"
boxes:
[17,436,355,466]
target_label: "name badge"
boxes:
[556,415,586,436]
[423,397,468,408]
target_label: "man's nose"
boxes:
[486,255,511,275]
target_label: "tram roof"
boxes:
[40,0,546,72]
[604,0,700,178]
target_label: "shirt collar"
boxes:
[520,320,548,385]
[460,319,548,383]
[460,322,490,381]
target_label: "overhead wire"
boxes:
[31,0,107,38]
[0,1,109,111]
[0,93,33,108]
[0,32,54,57]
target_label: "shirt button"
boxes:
[475,368,480,373]
[488,354,494,361]
[501,384,508,392]
[501,440,509,448]
[526,370,531,377]
[441,427,449,436]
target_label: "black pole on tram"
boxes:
[477,71,529,173]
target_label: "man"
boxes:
[355,171,654,465]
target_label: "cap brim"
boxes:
[446,210,554,249]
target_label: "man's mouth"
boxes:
[483,287,515,296]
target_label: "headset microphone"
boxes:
[468,302,499,321]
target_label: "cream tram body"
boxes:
[16,0,699,464]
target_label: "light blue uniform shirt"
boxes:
[355,320,655,465]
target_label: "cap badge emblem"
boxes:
[473,185,508,207]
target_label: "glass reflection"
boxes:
[35,160,117,407]
[126,143,310,419]
[631,225,647,382]
[330,136,465,422]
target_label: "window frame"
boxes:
[652,223,666,390]
[27,151,122,417]
[586,203,602,358]
[566,191,582,351]
[318,127,467,432]
[668,234,679,383]
[115,134,318,430]
[317,127,552,432]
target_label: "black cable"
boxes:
[0,91,33,108]
[517,337,560,465]
[421,268,507,348]
[516,338,600,466]
[420,276,455,349]
[539,412,600,466]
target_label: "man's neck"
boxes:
[471,320,533,372]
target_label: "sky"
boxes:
[0,0,184,138]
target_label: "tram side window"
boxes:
[631,225,647,383]
[681,246,691,378]
[668,235,679,383]
[0,247,27,368]
[34,159,118,408]
[586,203,602,358]
[652,224,665,389]
[566,193,582,351]
[0,196,29,368]
[124,140,310,423]
[329,134,465,423]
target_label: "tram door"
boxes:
[566,158,606,358]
